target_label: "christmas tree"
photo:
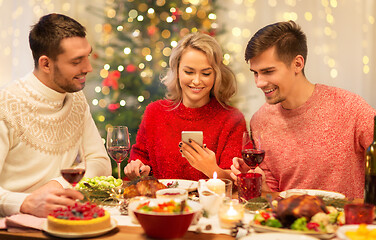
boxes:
[89,0,221,177]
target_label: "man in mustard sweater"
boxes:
[0,13,111,217]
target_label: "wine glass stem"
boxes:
[117,162,121,179]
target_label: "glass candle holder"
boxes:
[198,178,232,217]
[344,203,375,224]
[218,198,244,229]
[237,173,262,203]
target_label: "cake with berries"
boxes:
[47,202,111,233]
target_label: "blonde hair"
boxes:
[161,33,237,106]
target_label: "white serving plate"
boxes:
[279,189,346,199]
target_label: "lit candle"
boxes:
[206,172,225,195]
[219,200,244,229]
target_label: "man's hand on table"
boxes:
[20,180,83,218]
[230,157,271,192]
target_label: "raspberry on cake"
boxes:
[47,202,111,233]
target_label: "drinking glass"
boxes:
[241,131,265,172]
[344,203,375,224]
[61,146,86,188]
[106,126,131,179]
[237,172,262,203]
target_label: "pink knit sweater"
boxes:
[251,84,376,199]
[130,97,247,180]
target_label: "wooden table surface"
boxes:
[0,225,235,240]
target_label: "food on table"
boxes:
[276,195,328,227]
[322,197,350,211]
[76,176,123,191]
[166,181,179,188]
[345,224,376,240]
[243,197,269,212]
[136,200,191,214]
[47,202,111,233]
[253,210,282,228]
[75,176,123,201]
[252,195,344,234]
[123,176,166,198]
[133,199,201,239]
[156,188,188,200]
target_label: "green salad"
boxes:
[76,176,123,190]
[75,176,123,202]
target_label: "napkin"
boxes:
[0,214,46,232]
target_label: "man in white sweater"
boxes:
[0,13,111,217]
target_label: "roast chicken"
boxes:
[276,195,329,227]
[123,176,166,198]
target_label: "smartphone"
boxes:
[181,131,203,147]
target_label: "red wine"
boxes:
[107,146,129,163]
[61,168,85,187]
[365,116,376,205]
[242,149,265,169]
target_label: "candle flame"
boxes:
[227,204,238,217]
[213,171,218,179]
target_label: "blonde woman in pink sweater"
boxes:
[231,21,376,200]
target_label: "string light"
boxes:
[171,41,178,47]
[138,96,145,102]
[95,86,102,93]
[123,47,131,54]
[118,65,124,71]
[137,15,144,21]
[208,13,216,20]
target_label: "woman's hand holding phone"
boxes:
[179,131,219,177]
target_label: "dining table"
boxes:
[0,190,364,240]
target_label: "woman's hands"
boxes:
[123,159,151,180]
[179,140,224,178]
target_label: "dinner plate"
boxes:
[43,219,117,238]
[336,224,376,240]
[250,223,335,239]
[279,189,346,199]
[159,179,198,192]
[240,232,320,240]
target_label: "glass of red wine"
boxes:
[61,146,86,188]
[242,131,265,172]
[106,126,131,179]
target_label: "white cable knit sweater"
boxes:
[0,73,111,216]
